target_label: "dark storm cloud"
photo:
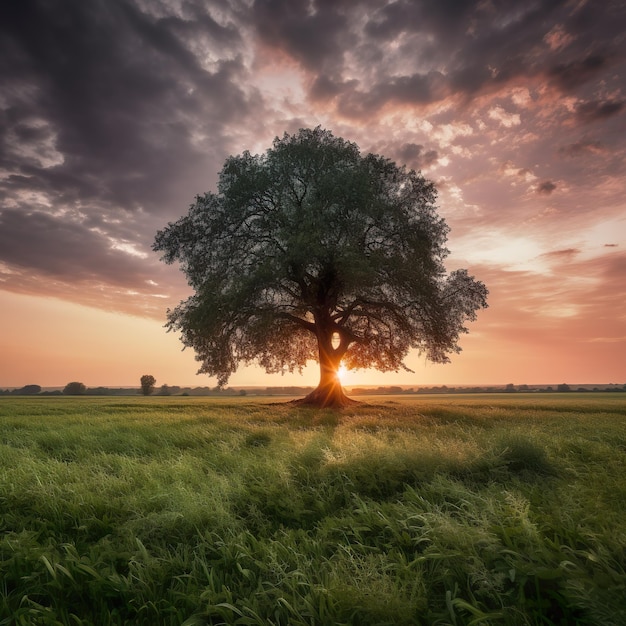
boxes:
[574,99,625,124]
[364,0,477,41]
[249,0,625,117]
[547,55,609,91]
[396,143,439,169]
[251,0,357,73]
[0,206,190,318]
[309,75,356,102]
[0,209,149,285]
[0,0,250,213]
[335,72,449,118]
[0,0,260,306]
[536,181,557,195]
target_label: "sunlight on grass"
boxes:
[0,395,624,624]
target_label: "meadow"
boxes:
[0,394,624,625]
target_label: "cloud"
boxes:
[396,143,439,169]
[471,250,626,342]
[0,0,255,213]
[0,207,190,317]
[249,0,626,118]
[488,106,521,128]
[251,0,355,73]
[558,140,605,157]
[536,180,557,195]
[547,54,608,91]
[0,209,149,285]
[543,24,575,51]
[575,99,625,123]
[539,248,580,261]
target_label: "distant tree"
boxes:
[140,375,156,396]
[557,383,571,392]
[159,384,171,396]
[505,383,516,393]
[13,384,42,395]
[63,381,86,395]
[154,127,488,407]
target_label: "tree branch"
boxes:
[277,312,316,333]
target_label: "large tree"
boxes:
[154,128,488,407]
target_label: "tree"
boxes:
[140,375,156,396]
[63,381,86,395]
[154,127,488,407]
[13,384,42,395]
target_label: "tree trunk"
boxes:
[295,329,358,408]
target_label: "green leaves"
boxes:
[154,127,488,388]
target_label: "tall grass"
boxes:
[0,395,624,624]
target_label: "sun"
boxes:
[337,364,348,384]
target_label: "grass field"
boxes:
[0,394,625,625]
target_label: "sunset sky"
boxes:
[1,0,624,389]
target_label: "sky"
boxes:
[1,0,625,389]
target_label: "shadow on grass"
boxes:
[232,432,557,535]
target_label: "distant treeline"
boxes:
[0,385,249,397]
[350,383,626,394]
[2,383,625,396]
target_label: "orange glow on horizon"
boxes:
[0,289,624,390]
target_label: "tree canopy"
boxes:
[154,127,488,406]
[63,381,86,396]
[140,374,157,396]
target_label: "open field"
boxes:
[1,394,625,625]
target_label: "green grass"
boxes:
[0,394,624,625]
